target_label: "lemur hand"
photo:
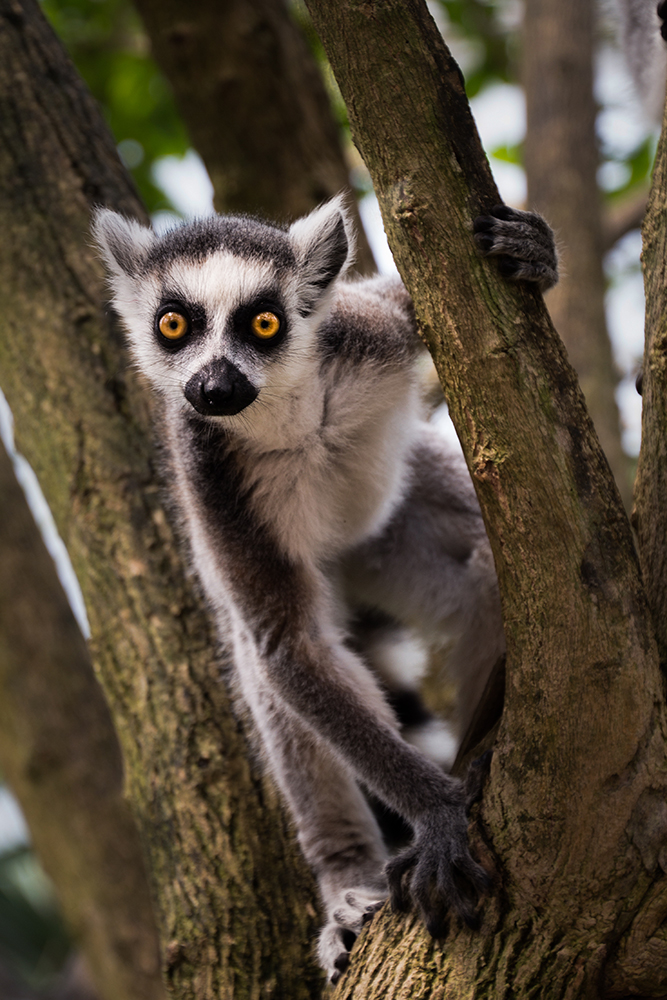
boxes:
[474,205,559,292]
[385,802,491,937]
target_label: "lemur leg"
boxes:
[343,422,505,741]
[235,664,388,983]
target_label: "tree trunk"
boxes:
[0,436,164,1000]
[633,95,667,673]
[0,2,321,997]
[303,1,667,996]
[131,0,376,272]
[523,0,633,510]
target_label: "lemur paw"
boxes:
[318,888,387,985]
[473,205,558,292]
[385,804,490,937]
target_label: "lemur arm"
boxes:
[247,552,489,930]
[321,205,559,375]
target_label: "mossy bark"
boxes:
[0,437,164,1000]
[523,0,632,510]
[0,2,321,997]
[131,0,375,273]
[303,1,667,996]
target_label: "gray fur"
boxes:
[92,196,554,981]
[473,206,558,291]
[618,0,667,121]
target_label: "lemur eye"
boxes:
[159,311,189,341]
[250,311,281,340]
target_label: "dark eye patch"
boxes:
[230,292,289,354]
[154,297,207,350]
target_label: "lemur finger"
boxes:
[330,948,350,986]
[362,900,384,925]
[319,924,354,985]
[386,847,418,912]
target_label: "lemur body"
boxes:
[93,198,557,981]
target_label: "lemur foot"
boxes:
[385,803,490,937]
[318,888,387,985]
[474,205,558,292]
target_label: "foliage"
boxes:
[0,844,70,988]
[40,0,188,213]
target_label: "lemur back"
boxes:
[93,196,557,983]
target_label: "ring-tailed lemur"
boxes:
[93,197,557,983]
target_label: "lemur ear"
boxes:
[289,195,355,314]
[91,208,155,279]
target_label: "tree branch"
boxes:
[634,100,667,671]
[0,437,164,1000]
[523,0,632,509]
[304,1,666,994]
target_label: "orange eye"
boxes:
[251,311,281,340]
[159,311,189,341]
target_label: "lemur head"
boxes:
[92,196,354,438]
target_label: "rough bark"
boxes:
[633,97,667,673]
[0,2,321,998]
[523,0,633,509]
[303,1,667,996]
[0,438,163,1000]
[131,0,376,272]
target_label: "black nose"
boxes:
[184,362,258,416]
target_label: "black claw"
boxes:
[472,215,495,234]
[473,232,495,252]
[487,204,516,221]
[334,952,350,973]
[496,255,520,278]
[362,901,382,925]
[341,929,356,952]
[636,369,644,396]
[330,971,340,985]
[425,912,449,939]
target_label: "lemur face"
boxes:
[92,199,353,429]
